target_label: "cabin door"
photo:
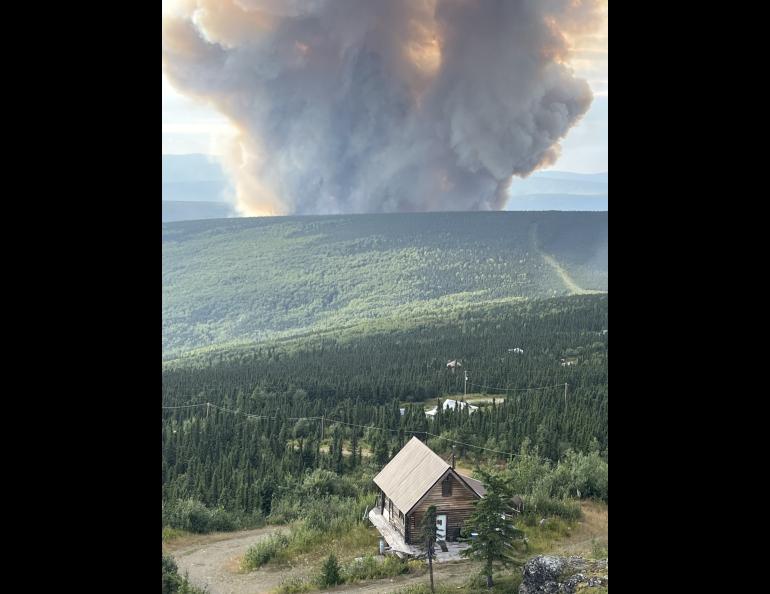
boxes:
[436,514,447,540]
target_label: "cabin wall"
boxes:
[406,471,479,544]
[384,495,406,538]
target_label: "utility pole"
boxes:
[464,370,468,397]
[206,402,210,418]
[564,383,568,412]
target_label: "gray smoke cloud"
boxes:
[163,0,605,215]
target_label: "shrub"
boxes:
[268,498,302,525]
[406,559,424,574]
[344,555,407,582]
[163,499,265,534]
[544,450,608,502]
[162,554,207,594]
[303,497,354,532]
[182,500,212,533]
[209,507,236,532]
[242,533,289,570]
[301,469,357,498]
[320,553,343,587]
[162,526,186,542]
[162,554,181,594]
[526,493,581,521]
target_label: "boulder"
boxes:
[519,555,608,594]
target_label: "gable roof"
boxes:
[459,474,487,497]
[373,436,450,513]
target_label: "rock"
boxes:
[519,555,608,594]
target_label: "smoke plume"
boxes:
[163,0,605,215]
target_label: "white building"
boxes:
[425,399,479,417]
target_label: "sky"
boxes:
[162,5,607,175]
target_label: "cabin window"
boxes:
[442,476,453,496]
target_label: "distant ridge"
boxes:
[161,154,608,213]
[162,200,235,222]
[163,211,607,354]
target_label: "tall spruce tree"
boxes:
[462,470,527,588]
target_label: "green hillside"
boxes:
[162,212,607,356]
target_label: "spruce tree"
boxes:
[320,553,342,587]
[420,505,437,593]
[462,470,527,588]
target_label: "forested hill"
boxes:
[163,211,607,356]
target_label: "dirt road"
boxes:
[166,502,607,594]
[167,527,302,594]
[167,528,476,594]
[529,223,606,296]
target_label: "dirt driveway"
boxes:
[166,527,302,594]
[166,528,476,594]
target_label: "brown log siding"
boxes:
[405,470,479,544]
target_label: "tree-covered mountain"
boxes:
[504,194,608,211]
[162,294,608,520]
[163,212,607,356]
[162,212,608,555]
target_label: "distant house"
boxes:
[425,399,479,417]
[560,356,578,367]
[446,360,462,372]
[508,348,524,354]
[373,437,484,544]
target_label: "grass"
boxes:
[163,526,191,543]
[275,577,316,594]
[521,514,576,554]
[258,500,606,593]
[243,522,380,572]
[344,555,409,583]
[242,533,291,569]
[591,538,608,559]
[272,553,419,593]
[393,570,522,594]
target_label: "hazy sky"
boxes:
[162,5,607,175]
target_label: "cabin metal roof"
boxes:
[459,474,487,497]
[373,436,451,512]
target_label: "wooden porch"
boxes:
[368,507,470,562]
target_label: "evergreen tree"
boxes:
[374,429,390,466]
[320,553,342,587]
[462,470,527,588]
[420,505,438,593]
[350,432,359,469]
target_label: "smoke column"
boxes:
[163,0,605,215]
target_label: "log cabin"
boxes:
[373,436,485,544]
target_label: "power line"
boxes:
[162,403,208,410]
[466,381,567,393]
[162,384,577,461]
[164,401,324,421]
[315,417,540,461]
